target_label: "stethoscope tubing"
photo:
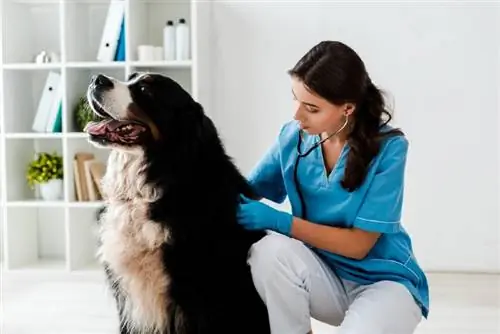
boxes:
[294,116,349,219]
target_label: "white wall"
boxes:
[207,1,500,273]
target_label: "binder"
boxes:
[97,0,125,62]
[44,80,63,132]
[32,71,61,132]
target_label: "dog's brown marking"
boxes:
[127,103,161,141]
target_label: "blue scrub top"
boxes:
[247,120,429,318]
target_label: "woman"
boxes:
[237,41,429,334]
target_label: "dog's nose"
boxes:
[92,74,114,88]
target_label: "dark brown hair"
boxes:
[288,40,403,192]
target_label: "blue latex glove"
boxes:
[237,195,293,236]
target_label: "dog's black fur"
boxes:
[89,73,270,334]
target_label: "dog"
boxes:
[84,72,271,334]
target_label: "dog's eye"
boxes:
[138,83,152,96]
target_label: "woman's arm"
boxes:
[291,217,380,260]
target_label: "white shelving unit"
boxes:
[0,0,210,273]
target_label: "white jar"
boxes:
[175,18,190,60]
[163,20,176,61]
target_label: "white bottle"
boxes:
[175,18,190,61]
[163,20,176,61]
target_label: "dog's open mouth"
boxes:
[85,119,148,145]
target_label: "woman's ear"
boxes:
[344,103,355,116]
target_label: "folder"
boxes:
[32,71,61,132]
[97,0,125,62]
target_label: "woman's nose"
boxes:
[293,104,304,121]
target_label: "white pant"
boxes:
[247,232,423,334]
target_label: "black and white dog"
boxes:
[84,72,270,334]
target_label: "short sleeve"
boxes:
[247,127,287,204]
[352,136,409,233]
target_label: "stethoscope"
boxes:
[293,116,349,220]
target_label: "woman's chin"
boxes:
[300,127,319,135]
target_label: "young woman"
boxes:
[237,40,429,334]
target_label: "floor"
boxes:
[1,271,499,334]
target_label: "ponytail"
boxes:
[341,81,403,192]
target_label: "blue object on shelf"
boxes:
[114,17,125,61]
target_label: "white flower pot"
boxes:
[39,179,63,201]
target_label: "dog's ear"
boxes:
[191,102,219,144]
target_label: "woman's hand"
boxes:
[237,195,293,235]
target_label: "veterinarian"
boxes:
[237,40,429,334]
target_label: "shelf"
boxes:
[129,60,192,68]
[68,201,104,208]
[1,61,190,70]
[63,0,113,63]
[4,258,67,272]
[129,0,191,62]
[5,133,63,139]
[2,1,61,64]
[2,63,62,70]
[65,61,126,69]
[4,137,64,202]
[1,0,201,273]
[3,68,62,133]
[67,207,102,271]
[66,132,88,139]
[6,200,66,208]
[4,207,66,271]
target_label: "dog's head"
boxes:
[84,72,200,152]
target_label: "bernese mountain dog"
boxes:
[84,72,271,334]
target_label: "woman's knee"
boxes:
[247,232,309,283]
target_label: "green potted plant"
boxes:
[26,151,64,200]
[74,96,102,132]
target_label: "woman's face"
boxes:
[291,77,353,136]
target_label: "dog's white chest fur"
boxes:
[97,151,170,333]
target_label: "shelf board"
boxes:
[65,61,126,69]
[2,63,62,70]
[5,258,66,272]
[6,200,66,207]
[129,60,192,69]
[68,201,103,208]
[71,261,102,273]
[66,132,88,139]
[4,133,63,139]
[6,201,104,208]
[1,61,192,71]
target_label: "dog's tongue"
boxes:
[85,119,119,135]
